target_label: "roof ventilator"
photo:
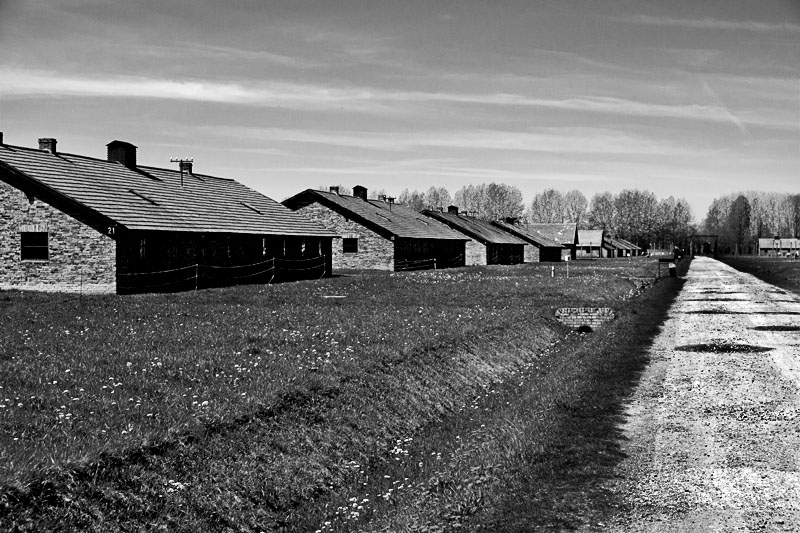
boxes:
[107,140,138,169]
[353,185,368,201]
[39,138,57,154]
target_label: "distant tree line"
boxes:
[319,182,696,250]
[702,192,800,255]
[584,190,694,250]
[394,184,693,249]
[399,183,524,220]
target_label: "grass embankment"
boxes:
[719,256,800,295]
[0,258,684,531]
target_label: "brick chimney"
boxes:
[353,185,367,201]
[447,205,459,215]
[39,138,57,154]
[329,186,340,195]
[107,140,137,169]
[0,132,4,145]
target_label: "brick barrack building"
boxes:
[0,135,336,294]
[283,186,468,271]
[491,220,576,262]
[422,206,525,266]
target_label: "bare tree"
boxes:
[614,189,657,247]
[702,196,732,235]
[727,195,751,255]
[790,194,800,238]
[673,198,694,244]
[704,191,800,253]
[654,196,693,248]
[586,192,616,232]
[526,189,566,223]
[398,188,426,211]
[369,188,388,200]
[425,186,452,210]
[454,182,524,220]
[564,190,588,225]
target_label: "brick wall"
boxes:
[554,307,615,330]
[523,244,540,263]
[0,181,116,292]
[296,202,394,270]
[465,238,486,266]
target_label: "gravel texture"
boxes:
[591,257,800,532]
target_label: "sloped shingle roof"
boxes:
[526,223,578,246]
[578,229,606,246]
[421,211,526,245]
[283,189,467,241]
[608,237,641,251]
[491,220,564,248]
[0,142,335,237]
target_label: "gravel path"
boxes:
[596,257,800,532]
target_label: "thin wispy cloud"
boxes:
[206,125,706,157]
[170,42,318,68]
[0,68,393,112]
[622,14,800,33]
[2,67,791,130]
[698,79,750,136]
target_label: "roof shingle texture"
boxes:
[422,211,526,245]
[578,229,606,246]
[526,223,578,246]
[491,220,564,248]
[608,237,640,251]
[0,144,335,237]
[284,190,467,240]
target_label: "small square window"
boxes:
[21,232,49,261]
[342,237,358,254]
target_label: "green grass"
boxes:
[0,258,676,531]
[719,255,800,295]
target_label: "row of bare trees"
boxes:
[317,184,799,254]
[702,192,800,254]
[583,190,694,249]
[395,183,526,221]
[390,184,695,249]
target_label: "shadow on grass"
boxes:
[720,256,800,296]
[481,262,689,531]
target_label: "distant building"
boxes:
[607,236,642,257]
[491,220,568,262]
[0,135,336,293]
[283,186,468,271]
[577,229,614,258]
[525,223,579,260]
[422,206,525,265]
[757,237,800,257]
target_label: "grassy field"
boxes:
[0,258,685,531]
[719,255,800,295]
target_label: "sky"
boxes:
[0,0,798,222]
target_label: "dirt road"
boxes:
[598,257,800,532]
